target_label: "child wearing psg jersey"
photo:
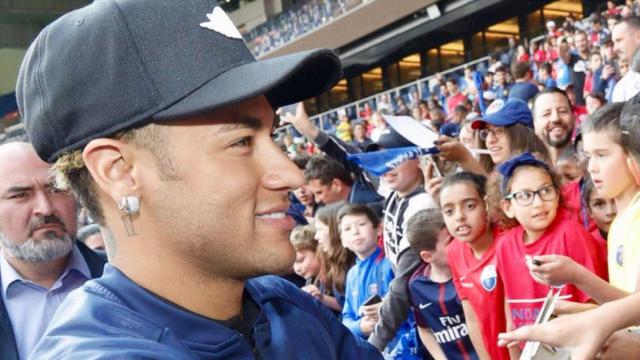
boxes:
[496,152,607,356]
[406,208,478,360]
[440,172,510,360]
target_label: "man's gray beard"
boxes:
[0,231,74,263]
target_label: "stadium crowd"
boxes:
[276,2,640,359]
[244,0,362,56]
[6,0,640,359]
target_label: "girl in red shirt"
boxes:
[440,171,510,360]
[495,152,607,357]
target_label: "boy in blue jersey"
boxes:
[406,209,478,360]
[338,203,394,337]
[338,203,421,359]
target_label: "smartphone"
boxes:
[362,294,382,306]
[419,155,443,178]
[532,259,543,266]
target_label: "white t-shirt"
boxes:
[612,70,640,102]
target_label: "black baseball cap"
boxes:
[17,0,342,162]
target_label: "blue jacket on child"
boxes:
[342,247,395,337]
[341,248,422,360]
[28,264,383,360]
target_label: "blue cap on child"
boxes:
[471,98,534,130]
[498,152,551,196]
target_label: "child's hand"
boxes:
[525,254,580,287]
[435,136,472,163]
[302,284,323,301]
[360,316,378,336]
[552,300,598,316]
[420,159,444,205]
[359,302,381,321]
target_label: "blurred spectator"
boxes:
[377,93,392,114]
[426,106,445,132]
[440,105,468,138]
[359,102,373,121]
[462,66,479,100]
[585,91,606,114]
[77,224,106,251]
[445,78,466,116]
[607,0,622,16]
[509,61,539,102]
[559,29,590,106]
[538,62,557,89]
[515,44,530,63]
[418,100,430,120]
[351,121,373,151]
[491,65,510,100]
[584,52,603,95]
[588,16,609,46]
[500,37,517,66]
[395,96,410,116]
[611,17,640,101]
[304,155,380,207]
[546,20,561,37]
[369,112,387,142]
[335,113,353,142]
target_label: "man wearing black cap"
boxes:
[17,0,382,358]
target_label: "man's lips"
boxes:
[255,206,295,231]
[30,224,65,237]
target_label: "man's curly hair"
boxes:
[52,123,179,226]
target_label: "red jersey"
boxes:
[561,181,598,233]
[448,235,510,360]
[496,213,607,330]
[590,228,609,281]
[446,93,466,116]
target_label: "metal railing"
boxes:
[278,55,491,135]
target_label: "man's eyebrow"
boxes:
[213,116,263,136]
[4,185,33,194]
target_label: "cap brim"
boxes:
[154,48,341,119]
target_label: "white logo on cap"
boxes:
[486,99,505,115]
[200,6,243,40]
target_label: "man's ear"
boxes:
[501,199,515,219]
[82,138,139,206]
[331,178,343,193]
[419,250,432,264]
[627,156,640,186]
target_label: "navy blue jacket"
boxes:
[0,241,106,360]
[29,264,383,359]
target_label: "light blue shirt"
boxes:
[0,245,90,359]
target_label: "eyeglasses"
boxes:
[479,127,506,141]
[505,184,558,206]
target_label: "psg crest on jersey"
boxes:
[368,283,379,296]
[480,265,497,292]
